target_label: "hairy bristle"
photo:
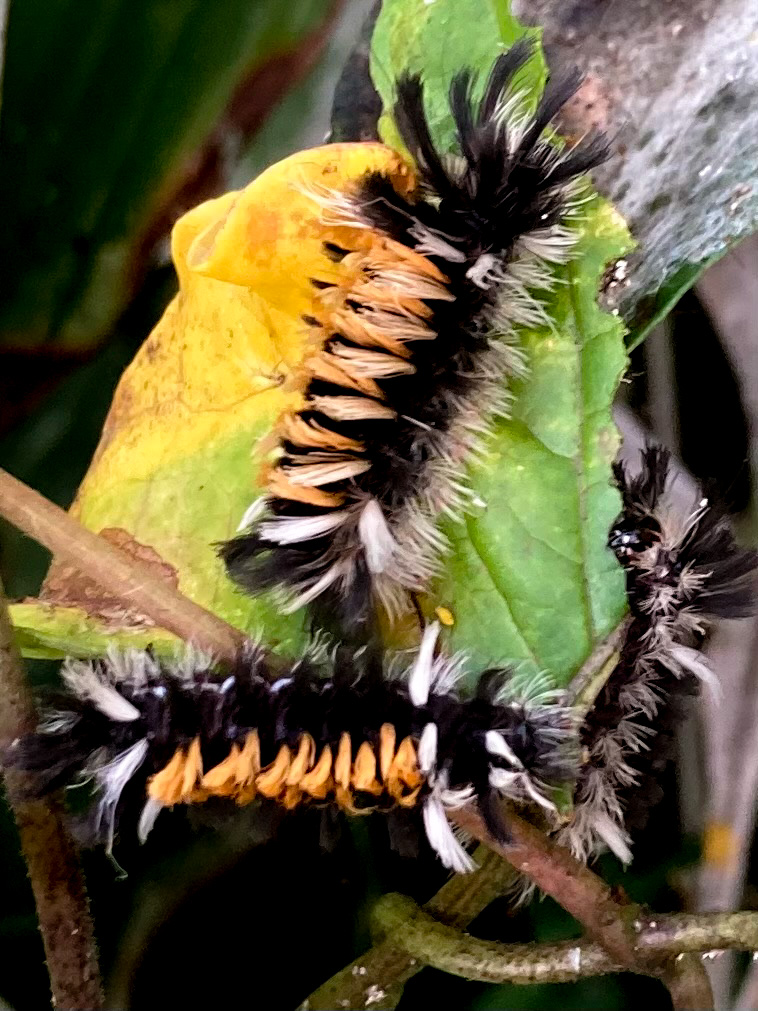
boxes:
[559,447,758,864]
[5,632,576,872]
[220,46,608,636]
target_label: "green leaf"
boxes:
[0,0,333,351]
[625,253,723,351]
[437,201,631,683]
[370,0,544,155]
[9,602,181,660]
[372,0,632,685]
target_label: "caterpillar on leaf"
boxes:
[6,451,756,875]
[220,40,608,636]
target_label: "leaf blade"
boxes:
[12,143,414,658]
[372,0,632,685]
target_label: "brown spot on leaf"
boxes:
[143,338,160,363]
[41,528,179,628]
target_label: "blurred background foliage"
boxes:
[0,2,755,1009]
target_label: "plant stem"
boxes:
[450,805,713,1010]
[372,894,758,984]
[566,615,631,712]
[0,577,104,1009]
[452,805,640,965]
[0,467,246,663]
[300,846,516,1010]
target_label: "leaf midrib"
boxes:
[567,258,597,645]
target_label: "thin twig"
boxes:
[372,894,758,984]
[451,806,641,965]
[451,805,714,1009]
[300,846,516,1011]
[0,467,246,663]
[566,614,631,714]
[0,576,104,1009]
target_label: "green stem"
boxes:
[299,846,516,1011]
[566,615,631,712]
[373,895,758,984]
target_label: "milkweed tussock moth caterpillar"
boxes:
[220,40,609,635]
[5,459,755,876]
[5,626,576,873]
[559,447,758,864]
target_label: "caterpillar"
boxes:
[7,44,752,878]
[5,451,755,875]
[558,447,758,863]
[219,41,608,635]
[5,624,576,874]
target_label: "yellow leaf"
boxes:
[14,143,414,658]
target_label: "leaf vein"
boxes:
[464,516,542,668]
[567,260,597,642]
[500,497,579,566]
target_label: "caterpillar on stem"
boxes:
[6,625,575,873]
